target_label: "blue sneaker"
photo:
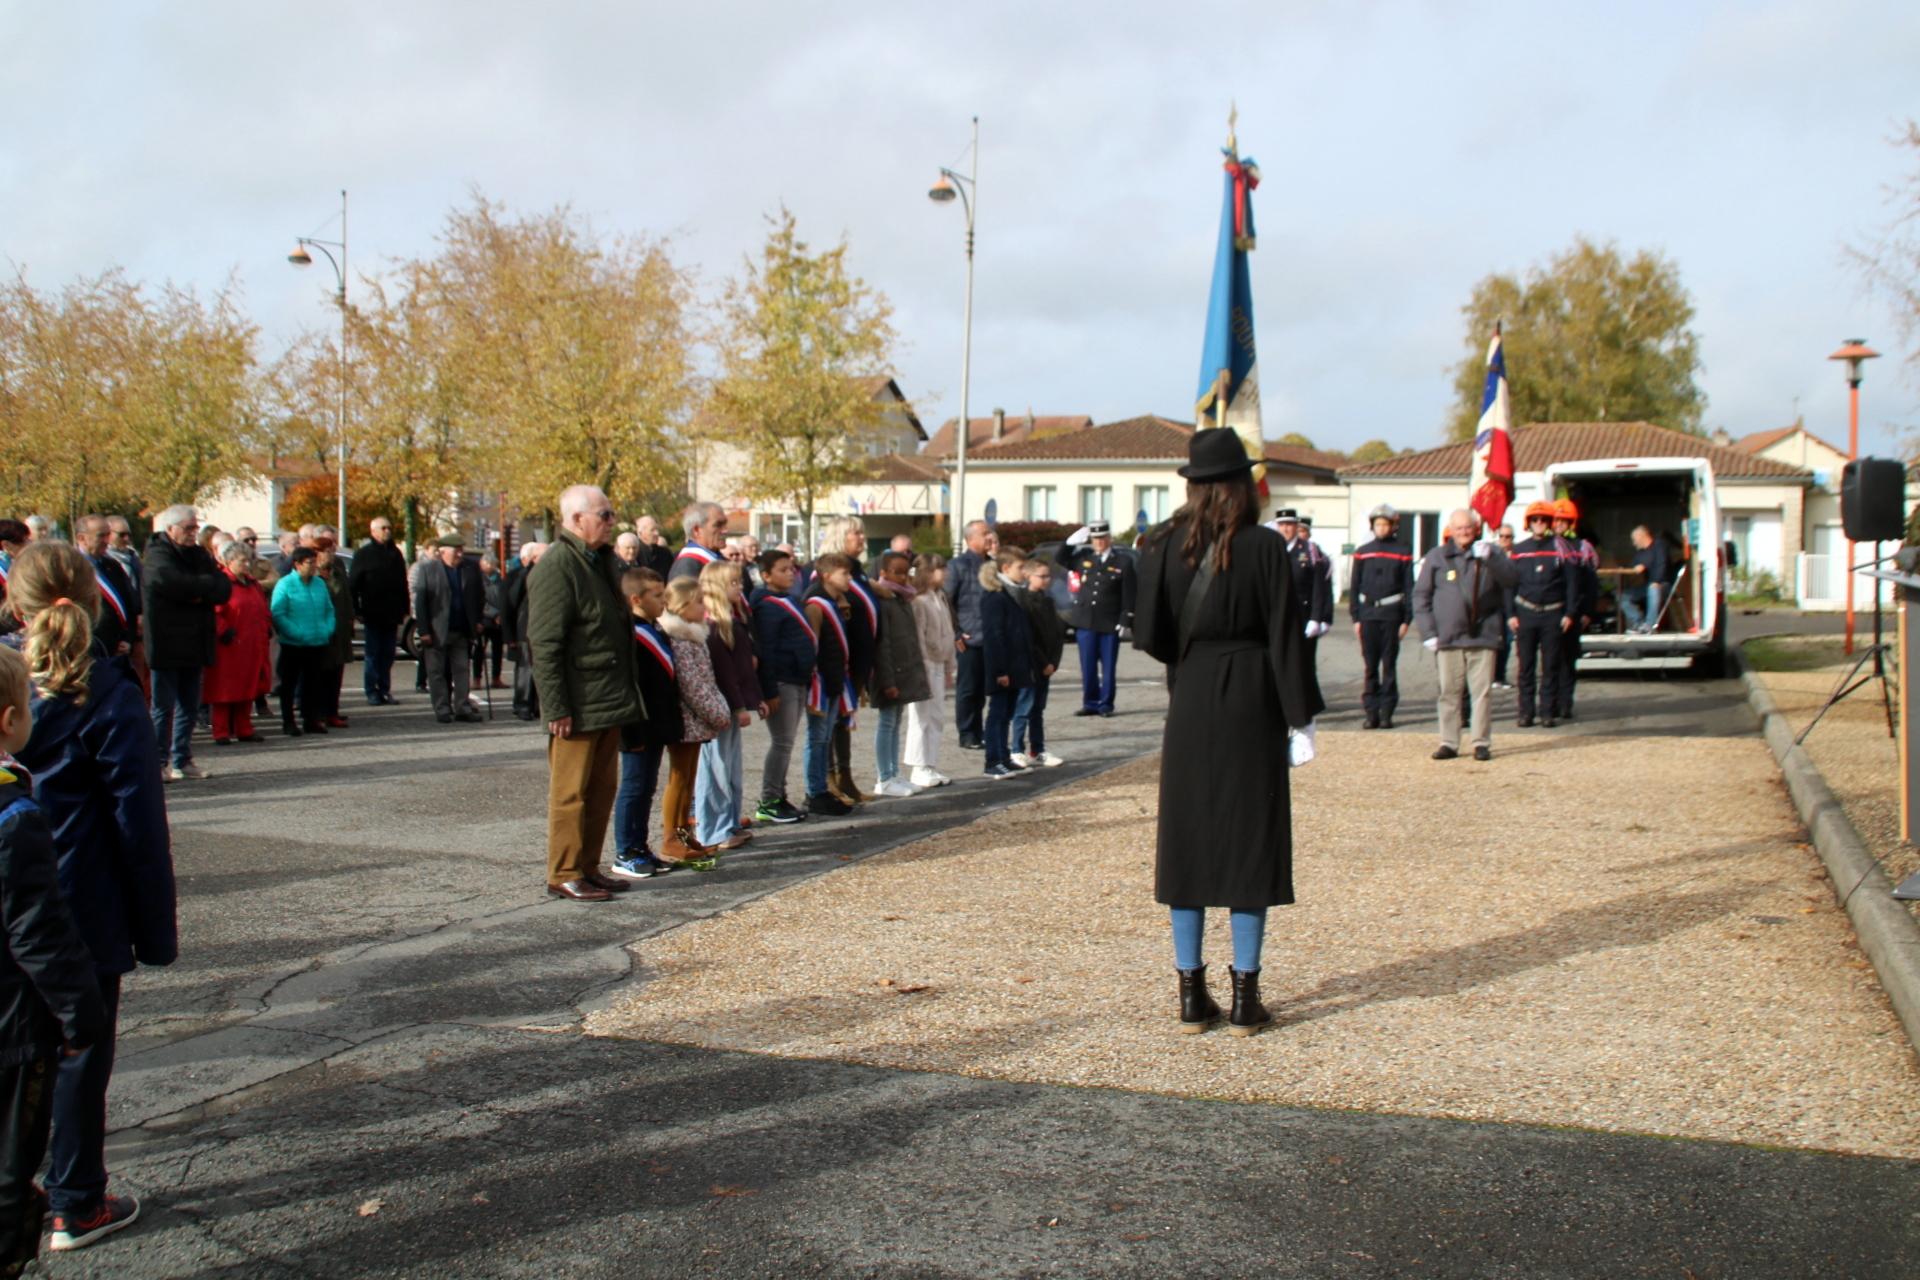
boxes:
[610,851,671,880]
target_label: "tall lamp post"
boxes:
[929,118,978,552]
[1830,338,1880,656]
[288,189,350,538]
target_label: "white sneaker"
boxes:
[876,778,918,798]
[1009,752,1032,769]
[1036,751,1066,767]
[177,762,212,781]
[910,767,950,788]
[160,765,184,784]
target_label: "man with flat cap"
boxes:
[412,533,486,723]
[1055,518,1136,717]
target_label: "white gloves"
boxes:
[1304,620,1330,639]
[1471,540,1490,560]
[1067,525,1091,547]
[1117,625,1133,641]
[1423,636,1440,652]
[1287,719,1317,767]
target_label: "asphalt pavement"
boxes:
[46,625,1920,1278]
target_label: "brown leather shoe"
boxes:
[720,831,753,850]
[583,871,631,894]
[659,833,705,863]
[547,879,612,902]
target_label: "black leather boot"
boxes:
[1362,708,1379,730]
[1381,711,1394,730]
[1228,968,1273,1037]
[1177,967,1221,1034]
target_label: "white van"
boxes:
[1510,456,1726,676]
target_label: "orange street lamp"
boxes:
[1831,339,1881,655]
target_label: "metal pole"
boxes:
[954,116,977,554]
[337,188,349,539]
[1845,376,1859,656]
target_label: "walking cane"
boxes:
[472,633,494,721]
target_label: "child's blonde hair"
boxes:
[0,646,30,722]
[9,542,99,704]
[664,577,705,618]
[697,561,741,644]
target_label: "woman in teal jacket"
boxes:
[268,547,334,736]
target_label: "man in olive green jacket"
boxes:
[528,485,646,901]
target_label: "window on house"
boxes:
[1134,485,1170,524]
[1412,511,1441,559]
[1080,485,1112,524]
[1023,486,1056,521]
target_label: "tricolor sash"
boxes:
[675,544,721,569]
[633,621,675,677]
[96,575,128,625]
[804,597,858,723]
[847,578,878,635]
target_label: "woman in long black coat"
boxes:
[1133,429,1324,1035]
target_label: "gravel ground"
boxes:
[1746,643,1920,922]
[589,731,1920,1159]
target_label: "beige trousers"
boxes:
[546,726,622,884]
[1435,647,1494,751]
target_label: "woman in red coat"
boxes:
[203,541,273,744]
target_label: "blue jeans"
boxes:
[1169,908,1269,972]
[804,707,843,796]
[874,705,904,783]
[614,744,664,856]
[362,623,399,701]
[48,972,119,1216]
[149,666,202,769]
[983,687,1017,767]
[1621,583,1664,631]
[1012,676,1051,754]
[695,723,745,846]
[1078,630,1119,712]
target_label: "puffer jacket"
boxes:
[270,573,336,648]
[18,657,178,976]
[980,580,1036,690]
[0,768,109,1061]
[659,613,730,744]
[526,531,644,734]
[869,582,931,708]
[751,585,818,698]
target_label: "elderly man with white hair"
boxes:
[142,504,233,781]
[670,501,728,582]
[1411,508,1517,762]
[528,488,645,900]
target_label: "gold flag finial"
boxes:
[1227,101,1238,154]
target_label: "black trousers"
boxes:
[276,644,325,727]
[0,1056,53,1276]
[471,625,504,684]
[1493,628,1511,684]
[1514,614,1565,721]
[1358,620,1402,715]
[954,643,985,742]
[1557,626,1581,716]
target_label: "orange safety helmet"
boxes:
[1553,497,1579,523]
[1523,500,1557,523]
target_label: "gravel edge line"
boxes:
[1736,640,1920,1057]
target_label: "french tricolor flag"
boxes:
[1469,326,1515,531]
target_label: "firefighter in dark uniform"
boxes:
[1349,503,1414,730]
[1552,497,1598,721]
[1055,519,1136,717]
[1272,508,1333,667]
[1505,500,1578,728]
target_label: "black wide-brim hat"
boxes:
[1178,428,1256,481]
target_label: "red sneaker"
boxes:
[48,1193,140,1251]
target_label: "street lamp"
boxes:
[929,118,977,553]
[288,189,349,538]
[1830,338,1881,655]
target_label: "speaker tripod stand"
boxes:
[1795,544,1897,746]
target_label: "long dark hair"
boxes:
[1174,473,1259,572]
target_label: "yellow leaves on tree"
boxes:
[709,209,899,551]
[1445,237,1705,442]
[0,269,257,525]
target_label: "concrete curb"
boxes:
[1736,642,1920,1057]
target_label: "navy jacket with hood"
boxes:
[751,585,819,699]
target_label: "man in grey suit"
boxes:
[412,534,487,723]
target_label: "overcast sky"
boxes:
[3,1,1917,456]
